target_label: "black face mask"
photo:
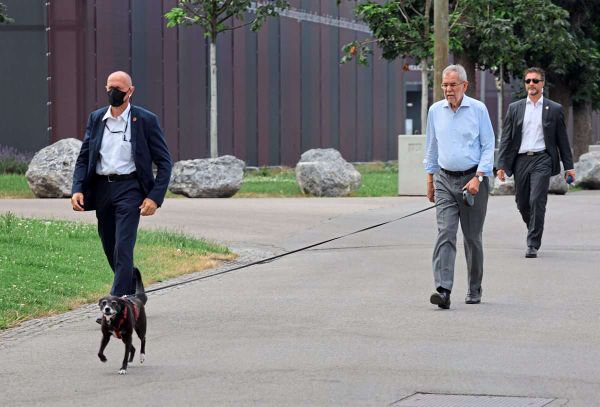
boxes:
[107,88,128,107]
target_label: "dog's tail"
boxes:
[134,267,147,305]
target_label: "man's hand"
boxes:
[565,169,576,183]
[71,193,85,211]
[427,181,435,203]
[139,198,158,216]
[463,176,481,195]
[496,169,506,182]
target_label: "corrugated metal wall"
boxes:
[46,0,408,166]
[0,0,48,153]
[24,0,600,164]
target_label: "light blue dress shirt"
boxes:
[423,95,495,176]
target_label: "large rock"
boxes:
[25,138,82,198]
[549,173,568,195]
[491,172,569,195]
[295,148,361,197]
[574,151,600,189]
[490,175,515,195]
[169,155,245,198]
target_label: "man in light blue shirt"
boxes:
[423,64,495,309]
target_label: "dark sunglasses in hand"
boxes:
[525,78,543,84]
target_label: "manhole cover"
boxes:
[393,393,557,407]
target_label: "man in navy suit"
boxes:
[71,71,172,300]
[497,67,575,258]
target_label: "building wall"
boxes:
[0,0,48,153]
[2,1,599,161]
[44,0,408,166]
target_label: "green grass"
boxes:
[237,167,302,197]
[0,212,233,329]
[0,163,400,199]
[237,162,399,197]
[0,174,34,198]
[353,162,399,197]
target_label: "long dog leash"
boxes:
[144,203,439,295]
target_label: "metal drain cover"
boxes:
[393,393,557,407]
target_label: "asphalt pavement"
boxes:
[0,192,599,406]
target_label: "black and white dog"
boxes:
[97,295,146,374]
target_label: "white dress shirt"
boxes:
[96,104,136,175]
[518,95,546,153]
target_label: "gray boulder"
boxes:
[295,148,361,197]
[490,175,515,195]
[169,155,245,198]
[574,151,600,189]
[549,173,569,195]
[25,138,82,198]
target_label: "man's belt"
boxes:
[518,150,546,156]
[96,172,137,182]
[440,166,478,177]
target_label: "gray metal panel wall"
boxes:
[0,0,48,152]
[9,1,600,162]
[42,1,420,165]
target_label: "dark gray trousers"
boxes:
[94,178,144,297]
[433,171,489,294]
[514,153,553,250]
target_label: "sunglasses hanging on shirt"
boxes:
[104,109,132,142]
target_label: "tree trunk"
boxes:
[495,66,504,144]
[572,101,592,161]
[420,60,429,135]
[479,69,486,101]
[547,77,571,124]
[433,0,448,102]
[455,52,476,98]
[210,40,218,158]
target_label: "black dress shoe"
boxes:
[430,291,451,309]
[525,246,538,258]
[465,287,482,304]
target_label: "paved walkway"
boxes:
[0,192,599,406]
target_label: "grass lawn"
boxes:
[0,212,234,330]
[1,163,400,199]
[237,162,399,197]
[0,174,34,198]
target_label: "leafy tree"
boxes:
[341,0,434,133]
[545,0,600,160]
[450,0,574,140]
[0,2,13,23]
[452,0,574,84]
[341,0,575,139]
[165,0,289,158]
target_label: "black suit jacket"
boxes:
[498,97,574,177]
[72,105,172,210]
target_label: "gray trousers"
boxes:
[514,153,552,250]
[433,171,489,293]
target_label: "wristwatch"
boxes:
[477,175,484,182]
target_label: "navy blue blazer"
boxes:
[498,97,574,177]
[72,105,172,210]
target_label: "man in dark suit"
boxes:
[497,67,575,258]
[71,71,172,300]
